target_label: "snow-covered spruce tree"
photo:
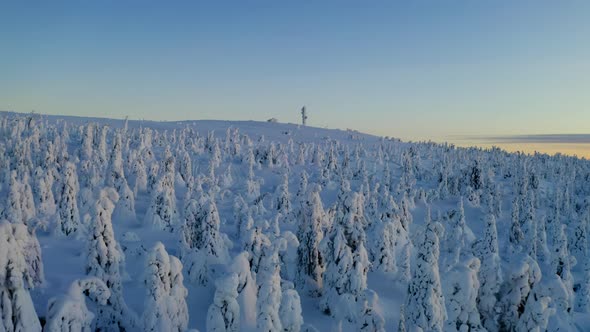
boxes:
[85,188,135,331]
[405,212,446,332]
[246,161,261,201]
[45,277,111,332]
[129,153,148,195]
[551,224,575,306]
[145,164,178,232]
[256,243,283,332]
[280,282,304,332]
[472,213,502,331]
[397,304,407,332]
[95,125,109,167]
[56,162,82,236]
[320,195,371,322]
[79,123,95,161]
[206,273,240,332]
[33,166,56,219]
[535,215,551,263]
[113,179,136,222]
[19,171,36,224]
[142,242,189,332]
[177,149,192,185]
[545,190,562,248]
[443,257,485,332]
[5,170,24,224]
[515,283,555,331]
[508,197,524,256]
[441,198,468,272]
[296,185,325,295]
[233,194,252,238]
[103,134,135,220]
[220,164,233,188]
[229,251,257,329]
[543,273,574,330]
[147,162,160,193]
[243,222,271,274]
[498,254,541,331]
[372,189,409,277]
[357,290,385,332]
[0,221,43,332]
[399,192,413,231]
[369,215,401,274]
[182,197,229,285]
[570,210,588,259]
[521,191,537,258]
[106,131,125,189]
[273,172,291,216]
[320,227,354,317]
[168,259,191,329]
[396,150,416,199]
[294,170,309,216]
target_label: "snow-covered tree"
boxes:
[5,171,24,224]
[535,215,551,263]
[570,211,588,259]
[472,213,502,331]
[357,290,385,332]
[145,170,178,232]
[499,254,542,331]
[320,227,354,317]
[396,150,416,199]
[45,278,111,332]
[233,194,252,238]
[229,252,257,329]
[273,172,291,215]
[521,191,537,258]
[443,257,485,332]
[85,188,134,331]
[405,213,446,332]
[129,154,148,195]
[177,149,192,184]
[296,185,325,295]
[182,197,229,285]
[515,284,555,331]
[243,223,271,274]
[509,197,524,256]
[369,220,397,274]
[280,282,304,332]
[441,198,469,271]
[142,242,188,332]
[321,187,372,320]
[56,162,81,236]
[207,273,240,332]
[33,166,56,218]
[256,244,283,332]
[0,221,44,332]
[551,224,575,296]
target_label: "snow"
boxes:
[0,110,589,331]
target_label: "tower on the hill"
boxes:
[301,106,308,126]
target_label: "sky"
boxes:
[1,1,590,154]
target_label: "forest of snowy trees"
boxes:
[1,111,590,331]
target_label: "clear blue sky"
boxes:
[1,1,590,141]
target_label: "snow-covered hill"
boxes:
[1,111,589,331]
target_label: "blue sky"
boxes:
[1,1,590,141]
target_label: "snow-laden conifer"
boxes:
[45,278,111,332]
[142,242,189,332]
[405,211,446,332]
